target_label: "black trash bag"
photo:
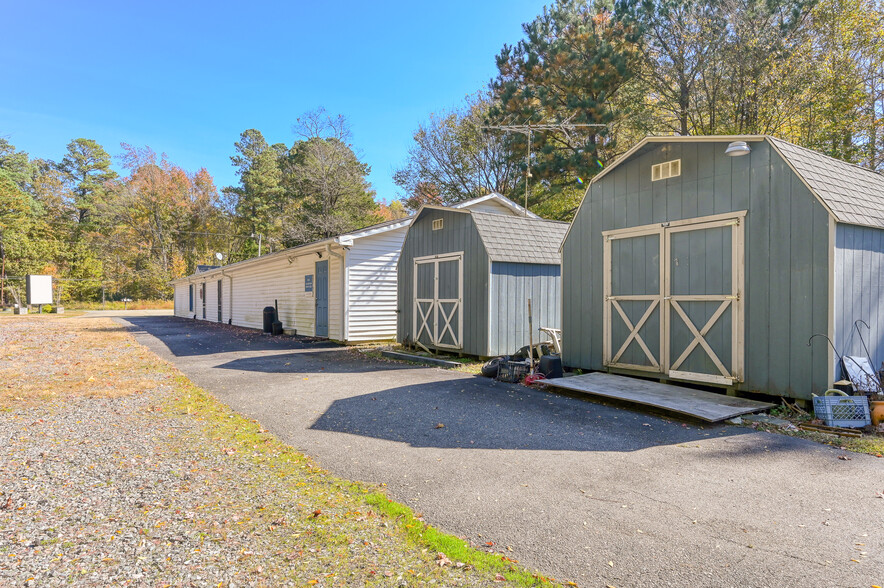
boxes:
[481,355,510,378]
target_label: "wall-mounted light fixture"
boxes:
[725,141,751,157]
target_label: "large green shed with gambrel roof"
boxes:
[561,135,884,400]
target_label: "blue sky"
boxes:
[2,0,548,203]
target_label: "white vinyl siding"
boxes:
[173,283,191,318]
[458,198,521,216]
[204,279,218,322]
[223,252,343,339]
[346,227,408,341]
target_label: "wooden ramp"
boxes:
[545,372,774,422]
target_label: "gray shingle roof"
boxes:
[470,211,568,264]
[769,137,884,229]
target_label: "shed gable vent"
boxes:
[432,218,444,230]
[652,159,681,181]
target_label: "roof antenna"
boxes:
[481,119,608,216]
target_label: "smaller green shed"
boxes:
[398,205,568,358]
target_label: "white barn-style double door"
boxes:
[602,211,746,386]
[413,252,463,350]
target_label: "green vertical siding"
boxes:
[562,139,832,399]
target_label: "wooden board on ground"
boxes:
[545,372,774,422]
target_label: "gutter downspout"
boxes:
[221,270,233,325]
[325,243,348,341]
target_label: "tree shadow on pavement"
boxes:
[119,316,341,357]
[309,379,762,452]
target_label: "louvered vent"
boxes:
[432,218,444,230]
[652,159,681,181]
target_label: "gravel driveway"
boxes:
[1,316,523,587]
[121,316,884,587]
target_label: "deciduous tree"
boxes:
[394,93,521,210]
[281,109,377,244]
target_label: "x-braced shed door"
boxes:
[413,252,463,350]
[603,212,745,386]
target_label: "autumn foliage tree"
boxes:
[99,144,227,298]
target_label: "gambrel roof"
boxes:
[573,135,884,233]
[767,137,884,229]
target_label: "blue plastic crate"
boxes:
[812,392,871,428]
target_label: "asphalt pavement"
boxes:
[118,316,884,587]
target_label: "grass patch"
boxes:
[67,299,174,310]
[755,403,884,457]
[168,376,558,586]
[7,315,565,584]
[364,493,557,586]
[353,343,486,375]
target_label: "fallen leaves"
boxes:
[434,423,445,429]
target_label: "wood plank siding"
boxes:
[227,253,343,338]
[488,262,561,357]
[834,223,884,379]
[563,139,832,399]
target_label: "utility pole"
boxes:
[481,119,608,215]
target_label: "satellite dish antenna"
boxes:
[215,252,223,261]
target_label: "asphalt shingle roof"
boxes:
[770,137,884,229]
[470,211,568,264]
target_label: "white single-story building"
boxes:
[170,193,534,342]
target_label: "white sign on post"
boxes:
[25,275,53,305]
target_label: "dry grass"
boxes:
[762,402,884,457]
[0,316,165,407]
[68,299,174,310]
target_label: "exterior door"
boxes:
[604,230,664,373]
[413,252,463,350]
[315,260,329,337]
[603,212,745,385]
[201,283,206,319]
[217,280,223,322]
